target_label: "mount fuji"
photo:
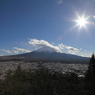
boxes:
[0,47,90,63]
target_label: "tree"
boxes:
[85,53,95,82]
[88,53,95,75]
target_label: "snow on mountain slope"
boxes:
[35,47,61,53]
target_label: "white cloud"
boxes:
[28,39,61,52]
[57,0,63,4]
[14,47,31,53]
[28,39,79,54]
[68,50,76,54]
[58,43,65,49]
[81,55,90,57]
[11,50,18,53]
[66,46,79,54]
[65,46,79,52]
[0,54,3,56]
[81,55,84,57]
[1,49,18,54]
[58,43,79,54]
[0,39,81,55]
[93,16,95,18]
[0,47,31,55]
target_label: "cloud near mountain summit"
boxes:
[0,39,80,55]
[28,39,79,54]
[28,39,60,52]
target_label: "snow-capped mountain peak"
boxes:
[35,47,60,53]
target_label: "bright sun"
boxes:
[71,14,90,31]
[75,16,87,27]
[77,18,86,26]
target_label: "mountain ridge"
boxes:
[2,49,89,63]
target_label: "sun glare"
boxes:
[75,16,88,27]
[71,14,90,31]
[76,18,86,26]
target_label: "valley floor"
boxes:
[0,61,88,79]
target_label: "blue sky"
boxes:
[0,0,95,57]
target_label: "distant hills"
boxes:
[0,48,90,63]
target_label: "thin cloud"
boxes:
[1,49,18,54]
[84,50,86,51]
[68,50,77,54]
[57,37,62,41]
[93,16,95,18]
[11,51,18,53]
[57,0,63,4]
[91,22,95,26]
[58,43,79,54]
[65,46,79,52]
[14,47,31,52]
[91,16,95,26]
[0,54,3,56]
